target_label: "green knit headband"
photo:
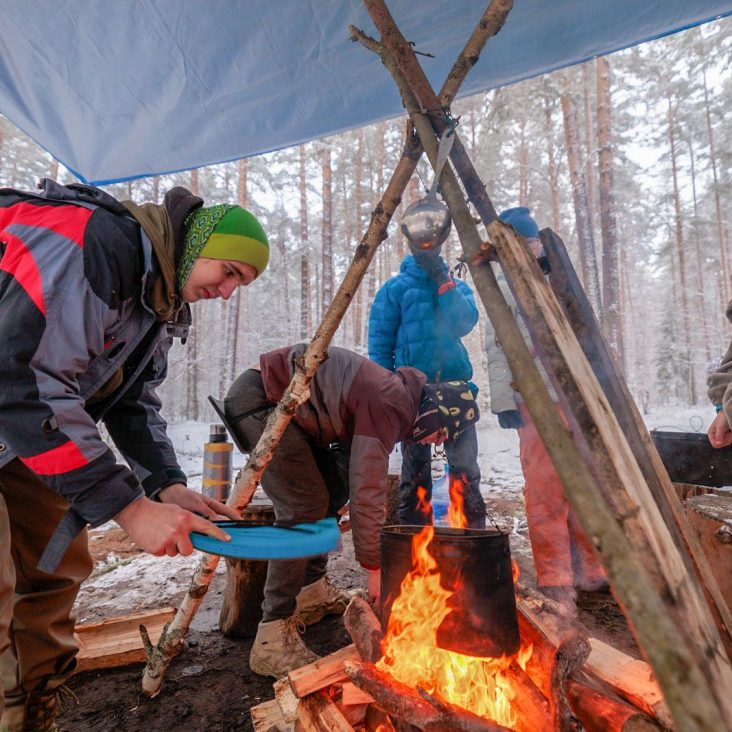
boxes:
[178,204,270,288]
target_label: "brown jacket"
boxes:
[260,344,425,568]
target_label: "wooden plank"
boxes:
[287,644,359,698]
[74,608,175,672]
[585,638,672,729]
[251,698,291,732]
[295,691,354,732]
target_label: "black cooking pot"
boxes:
[380,525,520,658]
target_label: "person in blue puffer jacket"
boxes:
[368,241,486,528]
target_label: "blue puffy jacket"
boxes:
[368,255,478,382]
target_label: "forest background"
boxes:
[1,18,731,423]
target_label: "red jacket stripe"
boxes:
[0,231,46,315]
[0,201,92,248]
[20,441,90,475]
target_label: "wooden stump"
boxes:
[218,503,275,638]
[686,494,732,612]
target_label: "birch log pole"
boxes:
[140,0,512,697]
[356,2,732,728]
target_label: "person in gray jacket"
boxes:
[213,344,479,678]
[485,208,605,613]
[0,179,269,730]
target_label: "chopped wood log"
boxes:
[344,659,512,732]
[364,706,398,731]
[219,503,274,637]
[585,638,672,729]
[568,677,661,732]
[250,698,291,732]
[343,595,383,663]
[74,608,175,672]
[516,596,589,730]
[340,681,374,706]
[673,482,709,502]
[288,645,360,698]
[294,691,354,732]
[274,677,300,725]
[686,494,732,611]
[502,661,552,732]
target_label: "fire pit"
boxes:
[380,524,520,658]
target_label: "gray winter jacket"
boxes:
[484,266,557,414]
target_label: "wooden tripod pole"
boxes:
[140,0,511,698]
[358,2,732,729]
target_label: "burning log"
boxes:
[343,596,383,663]
[344,659,512,732]
[515,596,589,730]
[567,678,661,732]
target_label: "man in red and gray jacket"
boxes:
[0,179,270,730]
[212,343,479,678]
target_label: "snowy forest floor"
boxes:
[57,406,711,731]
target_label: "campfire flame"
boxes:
[377,474,531,728]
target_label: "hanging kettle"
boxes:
[400,130,455,252]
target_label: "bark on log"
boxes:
[343,660,512,732]
[141,2,511,697]
[357,5,732,726]
[541,226,732,657]
[343,595,383,663]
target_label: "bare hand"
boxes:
[114,496,231,558]
[158,483,240,520]
[708,410,732,449]
[367,568,381,608]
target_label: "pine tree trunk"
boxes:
[299,145,312,340]
[667,94,695,403]
[543,98,562,237]
[560,74,602,314]
[687,137,712,363]
[352,132,364,347]
[518,112,528,206]
[595,56,623,365]
[151,175,160,204]
[190,169,199,196]
[700,41,731,308]
[49,159,59,181]
[321,145,334,319]
[581,62,596,230]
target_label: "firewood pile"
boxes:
[250,592,670,732]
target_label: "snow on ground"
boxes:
[77,404,716,621]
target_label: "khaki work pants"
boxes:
[517,405,605,590]
[0,459,92,713]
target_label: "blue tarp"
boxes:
[0,1,730,185]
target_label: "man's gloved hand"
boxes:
[497,410,523,429]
